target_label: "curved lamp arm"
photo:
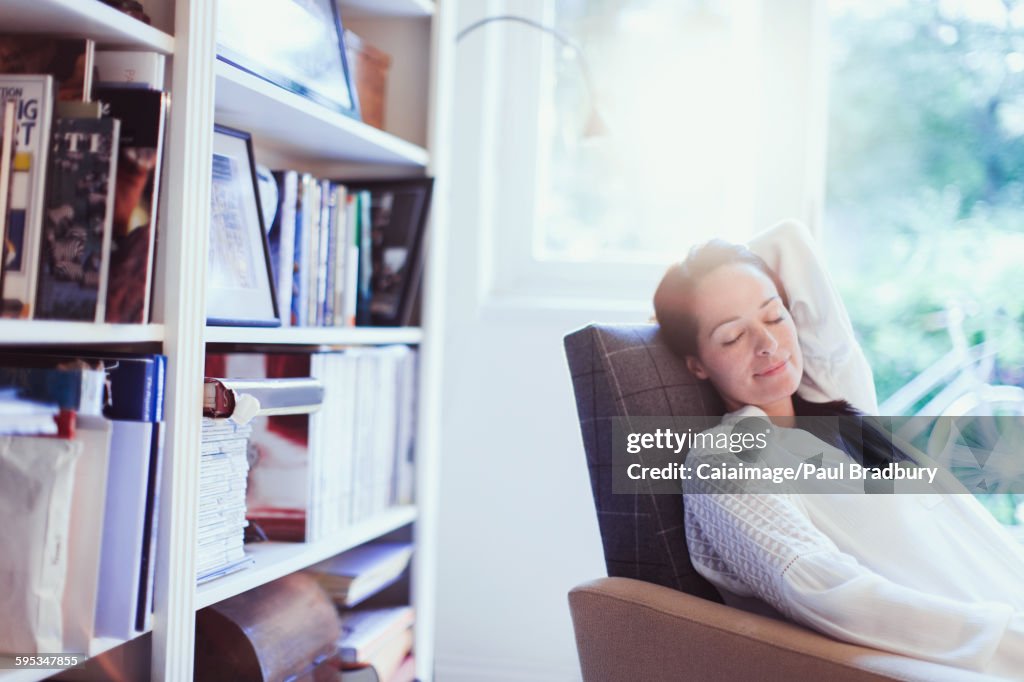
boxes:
[455,13,608,137]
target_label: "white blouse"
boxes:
[682,221,1024,677]
[683,407,1024,679]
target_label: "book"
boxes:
[35,116,120,321]
[62,415,113,652]
[308,542,413,608]
[95,419,159,639]
[0,75,54,318]
[95,87,169,323]
[291,173,315,326]
[203,376,324,420]
[0,435,82,654]
[355,189,372,325]
[0,389,58,436]
[94,50,166,89]
[267,170,297,326]
[0,99,15,298]
[0,364,105,415]
[0,350,167,422]
[0,36,95,102]
[336,606,415,664]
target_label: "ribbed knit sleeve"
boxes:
[684,479,1023,677]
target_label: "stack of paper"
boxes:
[197,418,254,584]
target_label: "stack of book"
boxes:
[337,606,415,682]
[0,352,167,653]
[202,357,325,548]
[0,36,168,322]
[197,418,254,584]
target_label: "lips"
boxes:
[755,358,788,377]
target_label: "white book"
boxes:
[0,75,54,318]
[274,170,297,327]
[63,416,112,652]
[95,420,154,640]
[0,100,15,276]
[94,50,166,89]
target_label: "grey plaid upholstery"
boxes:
[564,323,725,602]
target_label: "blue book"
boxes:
[0,365,104,414]
[0,351,166,421]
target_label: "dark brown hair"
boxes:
[652,239,790,357]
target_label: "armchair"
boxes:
[563,323,1002,682]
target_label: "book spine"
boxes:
[356,190,373,326]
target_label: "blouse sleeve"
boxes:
[747,220,879,414]
[684,480,1023,676]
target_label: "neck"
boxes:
[761,395,795,427]
[726,394,796,426]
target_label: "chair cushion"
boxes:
[564,323,724,601]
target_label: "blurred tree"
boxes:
[825,0,1024,405]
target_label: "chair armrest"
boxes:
[568,577,1004,682]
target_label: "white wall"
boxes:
[433,1,824,679]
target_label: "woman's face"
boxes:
[684,263,803,413]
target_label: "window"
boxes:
[536,0,762,263]
[824,0,1024,518]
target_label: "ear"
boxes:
[685,355,709,380]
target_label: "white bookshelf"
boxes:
[0,0,453,680]
[205,325,424,346]
[1,0,175,53]
[0,321,165,345]
[214,60,429,166]
[0,634,146,682]
[196,505,418,609]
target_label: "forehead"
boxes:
[691,263,780,327]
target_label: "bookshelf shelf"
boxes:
[214,61,429,167]
[195,505,418,610]
[0,634,145,682]
[204,325,423,346]
[2,0,175,53]
[341,0,436,18]
[0,321,165,345]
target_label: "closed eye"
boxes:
[767,316,784,324]
[723,332,744,346]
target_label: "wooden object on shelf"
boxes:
[344,29,391,131]
[194,572,340,682]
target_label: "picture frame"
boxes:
[207,125,280,327]
[346,177,434,327]
[216,0,361,120]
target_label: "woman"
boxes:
[652,236,1024,678]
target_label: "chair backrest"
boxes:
[564,323,724,601]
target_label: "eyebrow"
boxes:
[707,296,780,338]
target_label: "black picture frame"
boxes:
[346,177,434,327]
[207,125,280,327]
[215,0,361,121]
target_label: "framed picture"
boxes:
[207,125,280,327]
[216,0,360,120]
[347,177,434,327]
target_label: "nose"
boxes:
[754,325,778,356]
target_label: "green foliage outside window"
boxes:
[825,0,1024,404]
